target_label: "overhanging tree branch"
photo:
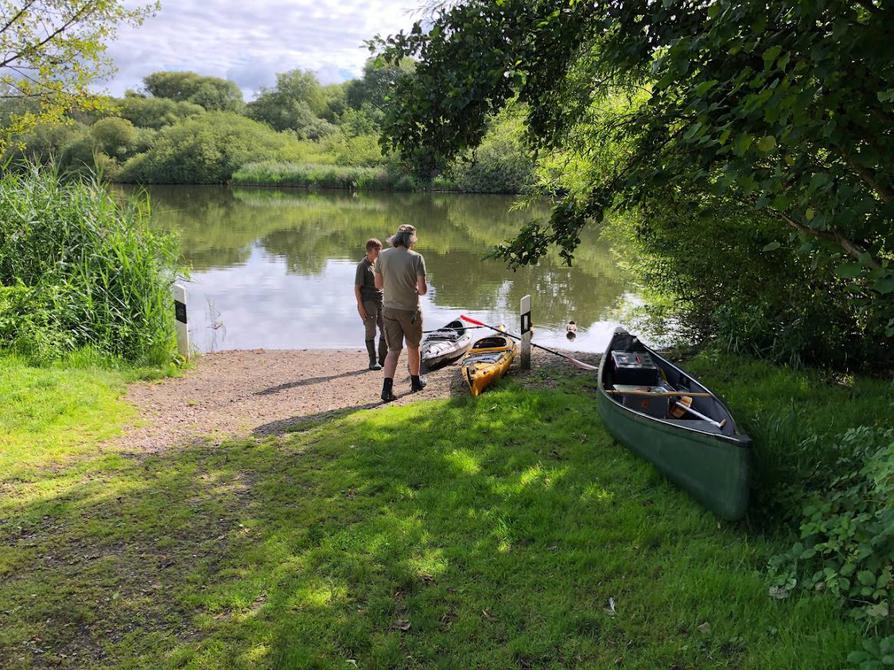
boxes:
[772,207,881,268]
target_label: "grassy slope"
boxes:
[2,353,889,669]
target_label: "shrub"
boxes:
[0,167,179,364]
[117,112,298,184]
[768,426,894,629]
[116,95,206,129]
[90,117,141,159]
[443,113,534,194]
[3,121,88,165]
[847,636,894,670]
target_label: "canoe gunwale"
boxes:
[596,332,750,448]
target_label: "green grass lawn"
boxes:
[2,353,889,669]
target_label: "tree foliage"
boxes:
[143,71,244,112]
[118,112,295,184]
[0,0,156,148]
[376,1,893,290]
[246,69,335,138]
[116,93,205,129]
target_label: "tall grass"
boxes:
[232,161,419,191]
[0,166,179,364]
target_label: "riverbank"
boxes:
[121,348,593,453]
[2,349,889,668]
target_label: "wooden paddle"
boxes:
[460,314,599,371]
[670,395,726,428]
[606,390,713,398]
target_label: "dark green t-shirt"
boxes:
[355,256,383,302]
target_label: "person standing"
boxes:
[374,224,427,402]
[354,238,388,370]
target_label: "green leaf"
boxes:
[836,263,863,279]
[757,135,777,153]
[858,570,876,586]
[874,274,894,295]
[762,45,782,70]
[762,241,782,252]
[733,133,753,156]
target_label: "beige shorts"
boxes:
[383,307,423,350]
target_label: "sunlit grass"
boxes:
[2,352,890,668]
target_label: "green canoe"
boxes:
[597,328,750,520]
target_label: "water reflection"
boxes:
[140,186,636,353]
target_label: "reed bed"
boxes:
[232,161,418,191]
[0,167,179,364]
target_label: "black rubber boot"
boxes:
[377,338,388,367]
[366,340,382,370]
[410,374,427,393]
[381,377,396,403]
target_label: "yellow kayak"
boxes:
[460,335,517,397]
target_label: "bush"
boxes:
[443,113,534,194]
[615,194,894,372]
[847,636,894,670]
[768,426,894,628]
[116,95,205,129]
[0,167,179,364]
[117,112,298,184]
[3,121,88,165]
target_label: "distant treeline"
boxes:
[1,63,535,194]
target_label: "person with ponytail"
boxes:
[374,224,428,402]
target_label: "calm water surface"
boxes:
[142,186,641,353]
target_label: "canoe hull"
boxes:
[596,392,749,520]
[598,329,750,521]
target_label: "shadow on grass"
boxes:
[0,382,861,670]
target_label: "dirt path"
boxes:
[120,348,601,452]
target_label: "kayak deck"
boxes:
[461,335,517,397]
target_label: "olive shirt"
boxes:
[375,246,427,311]
[354,256,383,303]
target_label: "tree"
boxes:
[345,57,415,113]
[117,93,205,129]
[0,1,156,148]
[376,1,893,295]
[246,69,334,139]
[143,71,244,112]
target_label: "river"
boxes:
[141,186,640,353]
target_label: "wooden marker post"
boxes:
[173,283,190,359]
[520,294,532,370]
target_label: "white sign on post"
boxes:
[173,283,190,359]
[520,294,531,370]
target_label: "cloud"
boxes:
[99,0,418,97]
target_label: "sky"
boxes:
[100,0,420,99]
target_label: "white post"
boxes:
[520,294,532,370]
[173,283,190,359]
